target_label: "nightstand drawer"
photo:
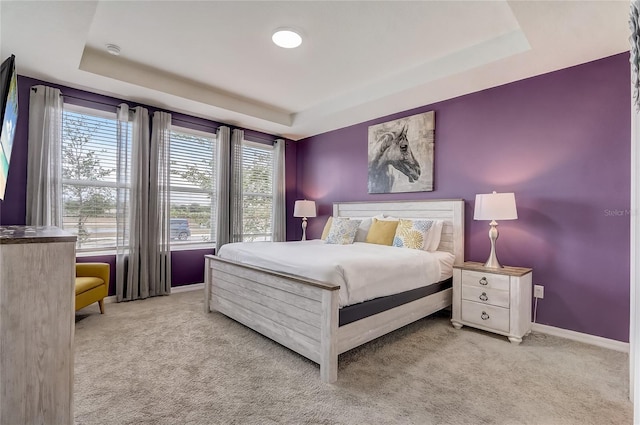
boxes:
[461,270,510,291]
[462,285,509,308]
[461,301,510,333]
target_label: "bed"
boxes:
[204,199,464,383]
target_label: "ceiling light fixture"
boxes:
[105,44,121,56]
[272,28,302,49]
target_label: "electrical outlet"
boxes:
[534,285,544,299]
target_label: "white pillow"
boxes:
[425,220,444,251]
[353,218,373,242]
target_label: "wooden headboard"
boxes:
[333,199,465,265]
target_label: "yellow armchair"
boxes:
[75,263,109,313]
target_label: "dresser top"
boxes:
[454,261,532,277]
[0,226,77,244]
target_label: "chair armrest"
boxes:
[76,263,110,286]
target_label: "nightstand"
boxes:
[451,261,533,344]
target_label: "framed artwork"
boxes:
[367,111,435,194]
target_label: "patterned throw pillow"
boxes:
[325,218,362,245]
[393,219,434,250]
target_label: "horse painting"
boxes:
[367,111,434,194]
[368,125,420,193]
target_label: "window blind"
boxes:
[242,142,274,241]
[169,127,217,246]
[61,106,123,252]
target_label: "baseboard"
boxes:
[532,323,629,353]
[103,282,205,304]
[172,282,205,293]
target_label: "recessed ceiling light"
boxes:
[272,28,302,49]
[106,44,121,56]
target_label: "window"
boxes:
[241,141,274,241]
[61,111,273,250]
[169,126,217,248]
[61,104,126,253]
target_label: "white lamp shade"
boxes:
[474,192,518,221]
[294,200,316,218]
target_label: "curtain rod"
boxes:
[64,93,135,112]
[172,116,219,131]
[31,87,280,140]
[31,87,137,111]
[33,88,218,124]
[32,87,217,127]
[244,133,279,145]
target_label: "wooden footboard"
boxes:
[205,255,453,383]
[204,255,340,383]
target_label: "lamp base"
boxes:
[301,217,308,241]
[484,254,503,269]
[484,220,503,269]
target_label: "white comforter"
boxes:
[217,240,454,307]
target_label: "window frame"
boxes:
[240,140,275,242]
[61,103,125,256]
[168,125,218,251]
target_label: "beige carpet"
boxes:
[74,290,632,425]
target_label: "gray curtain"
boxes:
[116,104,151,302]
[272,138,286,241]
[230,129,244,243]
[149,111,172,296]
[215,126,231,251]
[631,0,640,111]
[26,85,63,226]
[115,104,132,302]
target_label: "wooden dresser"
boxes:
[0,226,76,424]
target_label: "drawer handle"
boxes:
[481,311,490,320]
[479,292,488,301]
[479,277,488,286]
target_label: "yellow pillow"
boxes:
[321,216,333,240]
[365,218,399,246]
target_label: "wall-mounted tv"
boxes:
[0,54,18,200]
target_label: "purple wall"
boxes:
[293,53,631,342]
[171,248,215,287]
[75,249,216,294]
[76,255,117,296]
[0,76,296,293]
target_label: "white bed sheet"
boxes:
[218,240,455,307]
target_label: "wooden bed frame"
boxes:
[204,199,465,383]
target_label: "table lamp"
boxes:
[474,191,518,268]
[294,200,316,241]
